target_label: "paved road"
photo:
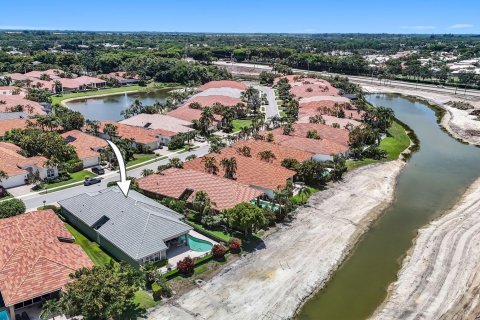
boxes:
[219,61,480,99]
[253,84,279,120]
[22,144,210,210]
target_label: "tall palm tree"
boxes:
[202,156,218,175]
[0,170,8,183]
[258,150,276,163]
[220,157,237,179]
[40,299,59,320]
[168,157,183,168]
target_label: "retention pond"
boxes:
[297,94,480,319]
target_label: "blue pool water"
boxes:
[188,235,213,252]
[0,310,9,320]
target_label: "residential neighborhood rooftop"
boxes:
[0,142,48,176]
[183,147,296,191]
[198,80,248,91]
[58,188,193,261]
[167,105,223,123]
[0,210,93,307]
[0,94,46,115]
[119,113,194,133]
[99,121,176,144]
[61,129,108,160]
[232,139,313,166]
[138,168,265,210]
[0,118,29,137]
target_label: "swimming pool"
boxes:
[0,310,9,320]
[188,234,213,252]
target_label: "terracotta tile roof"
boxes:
[61,130,108,160]
[299,100,364,121]
[0,210,93,307]
[183,148,296,190]
[232,139,312,166]
[6,73,30,82]
[24,69,63,79]
[99,121,175,144]
[290,83,339,99]
[297,114,361,128]
[268,123,350,147]
[27,77,55,92]
[183,95,242,108]
[74,76,106,86]
[198,80,248,91]
[138,168,264,210]
[58,78,82,89]
[271,135,349,156]
[0,118,29,136]
[167,105,222,123]
[0,142,48,176]
[0,94,46,115]
[119,114,194,134]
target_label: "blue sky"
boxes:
[1,0,478,34]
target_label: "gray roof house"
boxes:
[58,188,192,266]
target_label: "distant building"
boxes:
[58,188,193,266]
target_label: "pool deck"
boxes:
[161,230,217,272]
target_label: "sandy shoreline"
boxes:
[371,178,480,320]
[148,160,405,320]
[360,83,480,146]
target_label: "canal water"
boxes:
[298,94,480,319]
[66,89,171,121]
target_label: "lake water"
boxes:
[297,94,480,319]
[66,89,171,121]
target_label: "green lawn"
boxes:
[45,170,95,189]
[185,219,232,243]
[51,82,182,105]
[291,186,320,205]
[126,153,157,168]
[347,120,410,170]
[133,290,158,310]
[232,119,253,132]
[65,223,113,266]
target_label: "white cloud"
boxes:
[448,23,473,29]
[401,25,436,30]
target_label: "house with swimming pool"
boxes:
[58,187,199,266]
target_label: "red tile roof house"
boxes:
[0,94,46,115]
[0,118,30,137]
[98,121,176,150]
[138,168,265,211]
[299,100,365,121]
[183,95,243,108]
[105,72,139,85]
[119,114,194,134]
[231,139,313,166]
[167,105,223,129]
[61,130,108,168]
[198,80,248,91]
[183,147,296,198]
[262,123,351,161]
[0,210,93,319]
[0,142,58,188]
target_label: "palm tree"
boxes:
[298,185,310,204]
[282,122,295,135]
[239,126,251,140]
[193,191,215,217]
[258,150,276,163]
[141,169,154,177]
[103,123,118,138]
[202,156,218,175]
[0,170,8,183]
[168,157,183,168]
[40,299,60,320]
[220,157,237,179]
